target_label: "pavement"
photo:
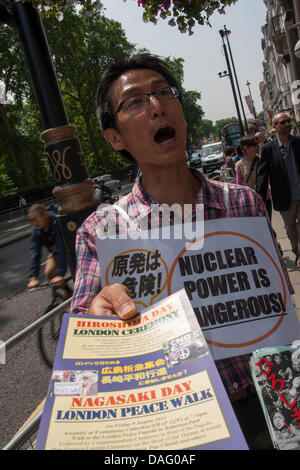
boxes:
[271,208,300,322]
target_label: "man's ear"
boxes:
[104,128,124,151]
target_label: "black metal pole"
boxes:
[10,0,68,128]
[224,26,249,133]
[222,41,244,135]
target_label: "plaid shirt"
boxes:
[70,171,277,396]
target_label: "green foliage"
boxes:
[0,2,211,196]
[0,4,134,195]
[137,0,238,35]
[20,1,239,34]
[165,57,204,144]
[214,116,238,138]
[194,119,215,141]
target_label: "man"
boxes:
[19,195,27,215]
[70,54,281,409]
[27,204,68,290]
[256,112,300,267]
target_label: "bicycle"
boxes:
[29,276,73,368]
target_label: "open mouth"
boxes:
[154,126,176,144]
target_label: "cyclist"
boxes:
[27,204,71,297]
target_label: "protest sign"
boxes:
[98,216,300,360]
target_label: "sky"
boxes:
[100,0,267,124]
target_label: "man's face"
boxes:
[293,376,300,390]
[28,210,49,230]
[104,68,187,169]
[274,113,292,137]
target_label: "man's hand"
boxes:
[27,277,40,289]
[87,284,137,320]
[49,275,65,287]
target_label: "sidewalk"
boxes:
[271,208,300,321]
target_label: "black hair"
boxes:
[225,146,235,156]
[240,134,259,149]
[95,54,182,161]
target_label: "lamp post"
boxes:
[222,25,249,133]
[219,29,244,135]
[218,70,229,79]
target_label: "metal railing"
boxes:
[0,197,55,225]
[1,297,71,450]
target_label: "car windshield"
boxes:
[202,144,223,157]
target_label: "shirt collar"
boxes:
[131,169,224,213]
[276,134,293,148]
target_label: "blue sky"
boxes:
[101,0,267,123]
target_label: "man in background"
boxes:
[27,204,69,294]
[256,112,300,267]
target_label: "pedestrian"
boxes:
[219,146,235,183]
[27,203,71,298]
[255,131,267,155]
[236,135,272,222]
[235,135,259,189]
[70,53,284,408]
[19,195,27,215]
[224,146,236,171]
[256,112,300,267]
[232,143,244,163]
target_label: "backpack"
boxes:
[46,203,59,215]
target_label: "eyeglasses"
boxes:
[115,86,179,116]
[276,118,291,125]
[29,216,41,223]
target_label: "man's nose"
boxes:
[149,95,165,116]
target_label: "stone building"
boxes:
[260,0,300,132]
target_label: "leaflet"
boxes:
[36,289,248,450]
[250,343,300,450]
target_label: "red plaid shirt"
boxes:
[70,171,280,396]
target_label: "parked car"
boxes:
[188,152,202,168]
[94,174,121,191]
[200,142,225,173]
[127,169,136,182]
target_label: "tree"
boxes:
[42,6,135,169]
[20,1,239,34]
[195,119,215,141]
[0,24,36,187]
[214,116,237,139]
[165,57,204,144]
[0,5,135,194]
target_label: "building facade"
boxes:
[260,0,300,131]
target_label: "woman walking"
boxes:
[236,135,272,220]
